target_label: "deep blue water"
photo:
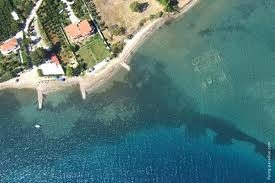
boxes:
[0,0,275,182]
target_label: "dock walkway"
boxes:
[80,85,86,100]
[120,62,131,71]
[37,89,43,109]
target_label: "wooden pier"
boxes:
[37,90,43,109]
[120,62,131,71]
[80,86,86,100]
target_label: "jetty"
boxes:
[80,86,86,100]
[120,62,131,71]
[37,89,43,109]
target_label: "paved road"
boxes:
[61,0,80,24]
[23,0,45,33]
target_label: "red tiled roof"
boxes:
[79,20,93,37]
[51,54,60,65]
[0,38,18,52]
[64,20,93,40]
[64,23,81,39]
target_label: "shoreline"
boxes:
[0,0,199,106]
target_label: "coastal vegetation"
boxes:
[156,0,173,12]
[65,66,73,77]
[112,41,125,56]
[73,61,87,76]
[109,25,126,36]
[130,1,149,13]
[92,0,163,44]
[150,11,163,19]
[130,1,143,12]
[0,53,23,82]
[65,61,86,77]
[139,11,163,27]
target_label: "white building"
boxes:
[39,55,65,75]
[11,11,19,21]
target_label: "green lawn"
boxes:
[77,34,111,68]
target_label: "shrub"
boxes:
[37,69,43,77]
[109,24,126,36]
[139,18,147,27]
[156,0,173,12]
[112,42,125,56]
[66,66,73,77]
[130,1,143,12]
[149,11,163,20]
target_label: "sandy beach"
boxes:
[0,0,199,105]
[79,0,199,94]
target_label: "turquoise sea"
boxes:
[1,0,275,182]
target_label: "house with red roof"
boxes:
[0,37,20,55]
[50,54,61,65]
[64,20,94,43]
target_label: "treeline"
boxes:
[11,0,35,19]
[0,1,20,42]
[37,0,72,60]
[156,0,173,12]
[71,0,87,19]
[0,0,35,42]
[0,53,23,82]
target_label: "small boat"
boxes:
[207,77,213,85]
[35,124,41,129]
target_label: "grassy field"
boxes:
[77,34,111,68]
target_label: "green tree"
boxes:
[22,33,30,47]
[0,71,13,82]
[156,0,173,12]
[36,48,48,58]
[21,48,31,68]
[0,0,20,42]
[30,48,48,66]
[112,41,125,56]
[73,61,87,76]
[109,24,126,36]
[130,1,143,12]
[37,69,43,77]
[70,44,79,52]
[30,52,42,66]
[139,18,147,27]
[66,66,73,77]
[0,52,4,61]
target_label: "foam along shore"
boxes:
[0,0,199,108]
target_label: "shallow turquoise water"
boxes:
[0,0,275,182]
